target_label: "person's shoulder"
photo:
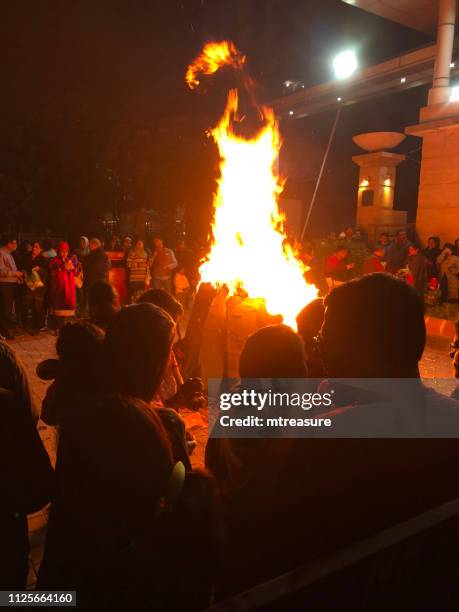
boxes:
[66,393,157,433]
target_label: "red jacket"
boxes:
[325,254,347,282]
[362,255,385,275]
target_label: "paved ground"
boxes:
[419,345,452,378]
[7,331,455,587]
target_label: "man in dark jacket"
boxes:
[82,239,110,313]
[408,243,428,302]
[22,241,49,333]
[386,229,409,274]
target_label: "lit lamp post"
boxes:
[302,50,358,238]
[332,50,358,80]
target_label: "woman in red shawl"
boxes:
[49,242,81,332]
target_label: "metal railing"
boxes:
[207,496,459,611]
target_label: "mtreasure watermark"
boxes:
[219,414,332,428]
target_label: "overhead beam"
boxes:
[341,0,441,34]
[270,40,459,119]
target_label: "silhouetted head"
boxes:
[344,227,354,239]
[239,324,307,378]
[335,245,348,260]
[395,230,407,245]
[427,236,440,250]
[21,240,32,253]
[296,299,325,345]
[138,288,183,322]
[89,281,120,330]
[32,242,42,257]
[122,236,132,251]
[56,321,104,360]
[322,273,425,377]
[89,237,102,252]
[408,243,421,256]
[104,303,175,402]
[1,236,17,252]
[37,322,105,389]
[78,236,88,250]
[42,239,54,252]
[153,237,164,251]
[57,241,69,259]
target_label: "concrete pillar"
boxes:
[405,0,459,244]
[428,0,456,106]
[352,151,407,244]
[406,119,459,243]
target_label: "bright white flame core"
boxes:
[333,50,358,79]
[199,90,317,329]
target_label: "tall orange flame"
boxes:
[187,41,317,328]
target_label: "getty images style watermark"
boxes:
[208,378,459,438]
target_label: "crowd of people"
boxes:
[2,225,459,608]
[0,234,198,341]
[302,227,459,305]
[2,254,459,607]
[2,228,458,342]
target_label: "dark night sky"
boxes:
[1,0,432,240]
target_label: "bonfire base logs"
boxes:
[184,283,282,384]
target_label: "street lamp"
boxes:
[333,50,358,79]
